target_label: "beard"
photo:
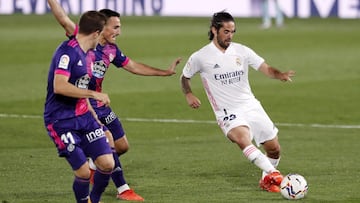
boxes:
[217,36,231,50]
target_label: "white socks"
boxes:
[117,184,130,194]
[243,145,276,175]
[262,156,280,179]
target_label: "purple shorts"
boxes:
[45,111,112,170]
[95,105,125,141]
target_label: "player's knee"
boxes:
[102,161,115,172]
[95,155,115,172]
[115,138,130,155]
[100,160,115,172]
[266,145,281,159]
[116,145,129,155]
[74,163,91,179]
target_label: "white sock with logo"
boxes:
[243,145,276,176]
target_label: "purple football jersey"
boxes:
[70,25,129,108]
[87,42,129,108]
[44,38,91,125]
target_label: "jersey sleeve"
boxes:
[53,46,75,77]
[111,45,129,68]
[182,52,201,78]
[66,24,79,39]
[244,45,265,71]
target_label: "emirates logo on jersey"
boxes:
[214,70,244,85]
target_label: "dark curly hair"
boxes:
[208,11,235,40]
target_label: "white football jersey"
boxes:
[183,41,264,113]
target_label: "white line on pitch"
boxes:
[0,113,359,129]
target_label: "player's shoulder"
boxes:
[101,42,119,50]
[96,42,122,55]
[193,42,215,56]
[55,40,81,60]
[57,38,82,56]
[230,42,255,53]
[56,39,75,53]
[230,42,248,50]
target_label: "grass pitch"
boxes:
[0,15,359,202]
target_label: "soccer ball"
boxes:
[280,174,308,200]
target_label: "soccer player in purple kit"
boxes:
[47,0,182,201]
[44,11,113,203]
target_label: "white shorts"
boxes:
[215,99,278,146]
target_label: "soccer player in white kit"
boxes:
[180,11,295,193]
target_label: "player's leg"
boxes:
[88,129,114,184]
[46,120,91,203]
[228,126,281,192]
[106,129,129,191]
[217,107,278,175]
[97,107,129,155]
[262,136,281,178]
[250,102,283,192]
[107,119,144,201]
[96,107,131,191]
[96,106,143,201]
[219,107,281,192]
[261,0,271,28]
[114,135,129,155]
[69,157,91,203]
[85,116,114,203]
[259,137,283,191]
[227,126,277,174]
[106,119,129,189]
[274,0,284,27]
[91,153,114,203]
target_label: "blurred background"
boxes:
[1,0,359,18]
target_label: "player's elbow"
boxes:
[53,85,64,95]
[180,74,190,82]
[53,80,68,95]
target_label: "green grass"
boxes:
[0,15,359,202]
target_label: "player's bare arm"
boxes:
[47,0,76,35]
[259,62,295,82]
[54,74,110,105]
[123,57,181,76]
[180,74,201,109]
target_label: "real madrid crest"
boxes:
[236,57,241,66]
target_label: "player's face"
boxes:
[101,16,121,44]
[215,21,235,50]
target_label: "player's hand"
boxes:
[93,92,110,106]
[165,57,182,76]
[185,93,201,109]
[281,70,295,82]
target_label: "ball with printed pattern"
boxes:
[280,174,308,200]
